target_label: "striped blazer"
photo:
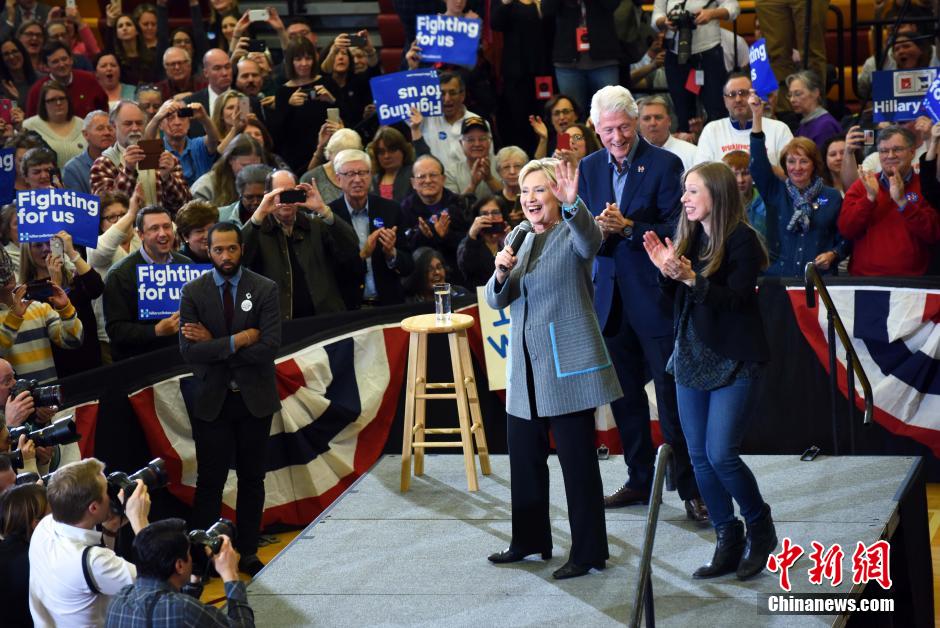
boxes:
[485,198,622,419]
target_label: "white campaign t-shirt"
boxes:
[694,116,794,166]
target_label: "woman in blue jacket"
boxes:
[748,91,847,276]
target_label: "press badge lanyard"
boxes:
[576,1,590,52]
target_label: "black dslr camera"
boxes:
[11,379,62,408]
[9,416,81,449]
[189,518,237,555]
[106,458,168,515]
[667,2,697,65]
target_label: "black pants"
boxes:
[606,314,699,501]
[507,409,609,565]
[190,390,273,556]
[663,44,728,132]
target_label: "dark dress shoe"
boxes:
[238,554,265,577]
[604,484,649,508]
[552,559,605,580]
[685,497,710,524]
[693,519,744,579]
[488,547,551,563]
[737,505,778,580]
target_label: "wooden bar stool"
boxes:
[400,313,491,492]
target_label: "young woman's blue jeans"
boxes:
[676,377,767,530]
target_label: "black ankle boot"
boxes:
[737,505,778,580]
[692,519,744,579]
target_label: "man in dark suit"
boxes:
[184,48,263,138]
[329,148,415,307]
[103,206,192,361]
[577,85,707,522]
[0,1,51,42]
[179,222,281,577]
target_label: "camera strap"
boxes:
[81,545,101,595]
[144,590,168,628]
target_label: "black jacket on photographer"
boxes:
[400,188,474,285]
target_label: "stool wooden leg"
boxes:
[413,332,428,477]
[449,332,478,491]
[457,330,491,476]
[400,332,420,492]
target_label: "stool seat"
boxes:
[399,312,490,492]
[401,313,474,334]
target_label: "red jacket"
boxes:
[838,173,940,276]
[25,70,109,119]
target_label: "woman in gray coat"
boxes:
[485,158,622,580]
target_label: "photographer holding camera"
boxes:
[106,518,254,627]
[28,457,151,628]
[652,0,739,132]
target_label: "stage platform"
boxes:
[246,454,924,627]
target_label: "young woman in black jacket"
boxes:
[643,161,778,582]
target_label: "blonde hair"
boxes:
[211,89,246,136]
[674,162,768,277]
[19,242,72,285]
[518,157,560,192]
[46,458,106,525]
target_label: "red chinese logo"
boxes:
[851,540,892,590]
[807,542,845,586]
[766,537,804,592]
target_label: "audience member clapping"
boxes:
[445,116,501,199]
[839,125,940,276]
[530,94,580,160]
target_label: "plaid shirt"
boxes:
[89,151,192,216]
[105,577,254,628]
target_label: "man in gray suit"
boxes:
[179,222,281,577]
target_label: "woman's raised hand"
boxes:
[550,159,579,206]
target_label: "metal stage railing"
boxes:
[629,443,672,628]
[803,262,874,455]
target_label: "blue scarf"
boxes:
[784,176,824,234]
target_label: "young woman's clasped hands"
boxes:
[643,231,695,287]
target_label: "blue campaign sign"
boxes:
[415,14,481,66]
[748,39,778,99]
[16,188,100,248]
[370,69,443,125]
[872,67,938,122]
[137,264,212,320]
[0,148,14,205]
[921,73,940,122]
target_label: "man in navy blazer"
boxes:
[577,85,707,522]
[329,148,415,307]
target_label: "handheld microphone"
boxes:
[498,221,532,273]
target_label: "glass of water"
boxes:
[434,283,451,325]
